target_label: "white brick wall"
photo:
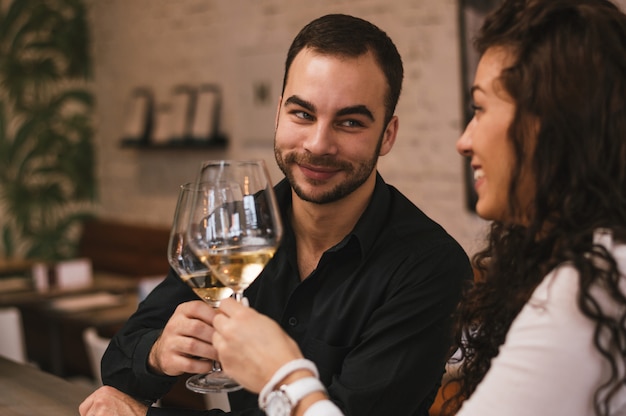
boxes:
[86,0,505,256]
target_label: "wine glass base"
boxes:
[186,372,243,394]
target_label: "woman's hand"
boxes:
[212,298,304,393]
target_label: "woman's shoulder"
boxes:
[533,228,626,304]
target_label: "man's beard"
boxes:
[274,136,383,205]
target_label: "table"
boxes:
[0,272,138,307]
[0,356,95,416]
[0,271,207,411]
[25,291,140,376]
[0,273,141,377]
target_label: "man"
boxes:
[80,13,471,416]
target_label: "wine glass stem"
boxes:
[233,290,243,303]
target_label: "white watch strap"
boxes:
[303,400,344,416]
[281,376,325,405]
[259,359,320,408]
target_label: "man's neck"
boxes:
[290,173,376,278]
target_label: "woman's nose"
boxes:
[456,119,474,157]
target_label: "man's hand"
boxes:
[148,300,218,376]
[79,386,149,416]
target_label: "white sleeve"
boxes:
[456,265,609,416]
[303,399,344,416]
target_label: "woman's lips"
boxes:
[473,168,485,190]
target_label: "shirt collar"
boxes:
[349,172,390,255]
[273,172,391,258]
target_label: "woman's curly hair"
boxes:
[443,1,626,414]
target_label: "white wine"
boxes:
[207,247,276,291]
[180,271,233,305]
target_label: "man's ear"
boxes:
[379,115,399,156]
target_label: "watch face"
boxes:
[265,390,292,416]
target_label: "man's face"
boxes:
[274,48,396,204]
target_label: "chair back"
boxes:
[0,307,27,363]
[83,327,111,385]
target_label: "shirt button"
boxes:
[288,317,298,327]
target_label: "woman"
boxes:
[212,0,626,415]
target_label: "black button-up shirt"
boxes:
[103,173,472,416]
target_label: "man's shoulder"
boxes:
[385,185,446,232]
[381,184,467,256]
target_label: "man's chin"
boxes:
[292,182,352,205]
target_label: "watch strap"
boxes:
[280,376,325,406]
[303,399,344,416]
[259,359,320,408]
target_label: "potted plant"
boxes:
[0,0,95,262]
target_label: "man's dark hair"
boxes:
[282,14,403,125]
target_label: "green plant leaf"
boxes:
[49,88,95,112]
[0,0,29,41]
[0,0,95,261]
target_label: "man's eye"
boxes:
[340,119,364,128]
[294,111,313,120]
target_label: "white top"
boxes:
[458,230,626,416]
[297,230,626,416]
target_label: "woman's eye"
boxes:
[470,103,483,114]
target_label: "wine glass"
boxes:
[186,160,283,390]
[167,182,239,393]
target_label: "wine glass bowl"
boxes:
[167,182,237,393]
[167,183,234,306]
[188,160,283,301]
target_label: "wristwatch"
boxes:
[262,377,325,416]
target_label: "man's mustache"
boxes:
[283,153,352,171]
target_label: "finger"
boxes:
[212,308,241,337]
[78,395,92,416]
[184,314,216,341]
[212,331,224,358]
[162,352,216,375]
[179,300,217,322]
[181,355,217,374]
[217,297,242,316]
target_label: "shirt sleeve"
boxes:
[328,240,471,415]
[457,265,604,416]
[102,269,197,403]
[102,269,269,415]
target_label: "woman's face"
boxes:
[456,47,534,223]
